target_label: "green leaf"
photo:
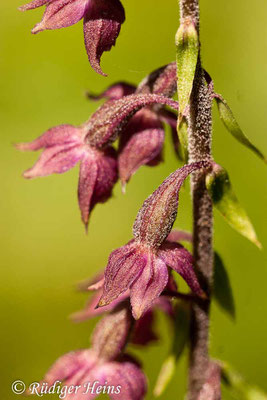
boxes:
[215,95,266,163]
[153,354,176,397]
[206,164,261,248]
[153,302,190,397]
[213,252,235,319]
[177,118,189,162]
[176,18,199,123]
[222,362,267,400]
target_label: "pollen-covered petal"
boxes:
[99,244,147,307]
[118,127,164,187]
[137,62,177,98]
[16,125,82,151]
[32,0,88,33]
[87,82,136,101]
[133,162,209,248]
[19,0,49,11]
[85,94,178,148]
[130,253,168,319]
[78,147,117,228]
[22,144,84,178]
[99,361,147,400]
[83,0,125,76]
[158,242,203,296]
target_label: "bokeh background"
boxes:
[1,0,267,398]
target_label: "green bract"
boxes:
[213,252,235,320]
[206,164,261,248]
[176,18,199,124]
[215,94,266,163]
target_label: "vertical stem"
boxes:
[179,1,214,399]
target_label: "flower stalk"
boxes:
[178,1,214,399]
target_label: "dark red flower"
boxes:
[19,0,125,75]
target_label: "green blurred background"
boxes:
[1,0,267,398]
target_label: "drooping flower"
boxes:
[16,124,118,230]
[98,162,209,319]
[70,270,177,345]
[34,306,147,399]
[87,62,179,188]
[17,94,178,229]
[19,0,125,75]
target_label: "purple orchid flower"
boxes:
[16,124,118,230]
[17,93,178,229]
[70,270,177,345]
[19,0,125,75]
[36,307,147,399]
[98,162,209,319]
[88,63,179,189]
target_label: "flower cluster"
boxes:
[98,162,208,319]
[17,2,221,398]
[37,306,147,399]
[17,64,178,229]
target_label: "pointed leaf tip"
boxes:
[214,94,267,163]
[206,163,261,248]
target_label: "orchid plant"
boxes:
[18,0,267,399]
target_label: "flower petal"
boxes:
[137,62,177,98]
[23,144,84,178]
[90,147,118,209]
[87,82,136,101]
[130,253,168,319]
[158,242,203,296]
[83,0,125,75]
[78,153,98,228]
[85,94,178,148]
[118,110,164,187]
[71,290,129,322]
[32,0,88,33]
[16,125,82,151]
[78,147,117,228]
[99,244,146,307]
[19,0,49,11]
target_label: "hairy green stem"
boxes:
[179,1,214,399]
